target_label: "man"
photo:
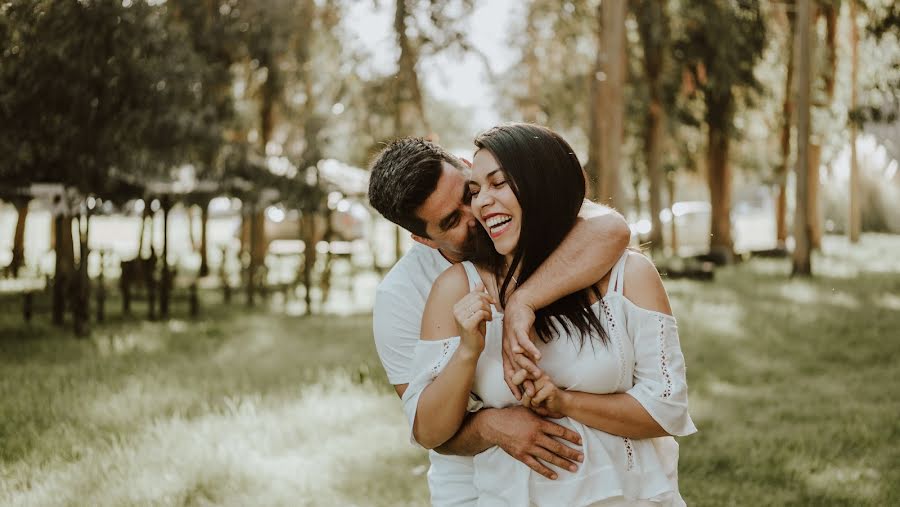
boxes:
[368,137,630,506]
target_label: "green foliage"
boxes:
[0,0,208,197]
[674,0,767,133]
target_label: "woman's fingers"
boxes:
[511,368,529,386]
[502,350,523,400]
[531,381,554,406]
[514,353,544,379]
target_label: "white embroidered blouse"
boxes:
[402,252,697,506]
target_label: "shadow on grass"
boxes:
[673,257,900,506]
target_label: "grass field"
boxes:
[1,234,898,506]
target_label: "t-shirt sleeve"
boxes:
[372,284,422,385]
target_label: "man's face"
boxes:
[413,161,477,262]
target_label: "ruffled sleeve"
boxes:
[400,337,484,448]
[625,307,697,437]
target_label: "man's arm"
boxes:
[434,407,584,481]
[392,383,583,480]
[502,202,630,396]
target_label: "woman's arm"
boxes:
[526,380,669,439]
[502,203,630,395]
[407,264,493,449]
[527,253,695,439]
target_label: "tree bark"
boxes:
[159,200,172,319]
[589,0,627,208]
[521,5,541,124]
[73,213,91,337]
[707,122,734,262]
[777,8,796,247]
[808,143,822,248]
[53,212,75,326]
[300,212,318,315]
[199,200,210,277]
[848,0,861,243]
[392,0,430,262]
[667,173,678,255]
[646,95,664,253]
[7,197,30,277]
[636,0,668,253]
[793,0,813,276]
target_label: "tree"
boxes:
[794,0,814,276]
[0,0,214,333]
[776,5,797,248]
[634,0,674,253]
[848,0,862,243]
[586,0,627,208]
[387,0,473,260]
[676,0,767,262]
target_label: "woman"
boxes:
[402,123,696,506]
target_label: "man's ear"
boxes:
[411,233,438,250]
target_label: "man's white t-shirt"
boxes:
[373,243,477,506]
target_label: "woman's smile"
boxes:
[484,213,513,238]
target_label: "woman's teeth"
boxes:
[486,215,512,236]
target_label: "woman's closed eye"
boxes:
[492,180,506,188]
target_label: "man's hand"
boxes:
[484,406,583,480]
[502,296,544,399]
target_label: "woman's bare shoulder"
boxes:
[432,263,471,298]
[621,251,673,316]
[421,264,471,341]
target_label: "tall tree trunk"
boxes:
[159,199,172,319]
[646,102,664,253]
[392,0,430,262]
[73,213,91,337]
[636,0,668,253]
[793,0,813,276]
[199,199,211,277]
[848,0,861,243]
[777,8,796,247]
[589,0,627,208]
[707,120,735,262]
[521,5,541,124]
[808,1,834,250]
[667,173,678,254]
[300,212,317,315]
[7,197,30,277]
[393,0,430,137]
[53,209,75,326]
[808,143,822,248]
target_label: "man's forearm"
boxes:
[433,408,499,456]
[514,205,630,310]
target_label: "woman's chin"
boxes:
[492,236,517,256]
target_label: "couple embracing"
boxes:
[369,123,696,507]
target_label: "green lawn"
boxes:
[1,234,898,506]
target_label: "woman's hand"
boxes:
[523,374,570,419]
[452,282,494,355]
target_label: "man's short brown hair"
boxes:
[367,138,466,238]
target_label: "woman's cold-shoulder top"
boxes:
[402,251,697,507]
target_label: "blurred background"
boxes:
[0,1,898,506]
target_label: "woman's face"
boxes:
[469,148,521,257]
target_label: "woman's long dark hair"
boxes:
[472,123,608,347]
